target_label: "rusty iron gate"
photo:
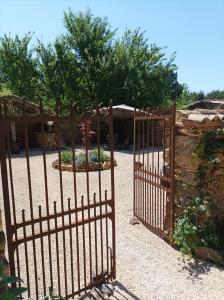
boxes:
[133,104,176,242]
[0,99,115,299]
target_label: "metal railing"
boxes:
[133,104,176,242]
[0,100,116,299]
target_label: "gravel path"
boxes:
[1,150,224,300]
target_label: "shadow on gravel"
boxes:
[178,256,223,281]
[112,280,141,300]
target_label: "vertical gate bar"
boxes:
[40,105,54,289]
[163,118,166,172]
[141,121,143,219]
[170,102,176,243]
[81,196,87,291]
[109,101,116,279]
[142,120,145,220]
[93,193,98,278]
[5,125,21,283]
[55,120,68,296]
[54,201,61,295]
[145,170,147,223]
[159,171,162,230]
[96,109,103,276]
[39,205,46,295]
[162,119,166,232]
[157,121,160,230]
[152,119,155,228]
[138,119,141,218]
[157,120,160,177]
[23,120,39,299]
[68,198,75,298]
[138,117,141,163]
[22,209,30,297]
[133,110,136,216]
[84,119,93,287]
[152,119,154,171]
[149,166,152,226]
[154,167,157,230]
[71,118,81,294]
[136,161,138,218]
[0,122,15,278]
[168,117,172,238]
[135,120,137,217]
[146,120,149,226]
[141,120,143,220]
[105,190,109,277]
[5,125,16,224]
[152,118,155,228]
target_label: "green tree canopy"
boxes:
[36,37,77,109]
[63,9,116,105]
[0,9,184,108]
[0,33,39,100]
[205,90,224,99]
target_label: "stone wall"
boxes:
[174,109,224,222]
[171,108,224,261]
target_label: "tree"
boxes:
[36,37,77,109]
[205,90,224,99]
[175,84,192,108]
[63,8,116,105]
[190,90,205,102]
[100,29,182,106]
[0,9,183,108]
[0,33,39,100]
[63,9,182,107]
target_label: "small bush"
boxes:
[60,151,73,163]
[60,149,109,165]
[90,149,108,162]
[0,262,27,300]
[75,152,87,164]
[173,215,200,255]
[173,196,224,255]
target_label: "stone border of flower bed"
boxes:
[52,159,117,172]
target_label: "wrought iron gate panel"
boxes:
[133,104,175,242]
[0,99,115,299]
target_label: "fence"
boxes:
[0,100,116,299]
[133,104,176,242]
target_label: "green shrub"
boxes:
[173,215,200,255]
[90,149,108,162]
[76,152,87,164]
[60,149,109,164]
[60,151,72,163]
[173,196,224,255]
[0,262,27,300]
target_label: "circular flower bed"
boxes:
[52,149,117,172]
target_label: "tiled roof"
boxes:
[178,109,224,128]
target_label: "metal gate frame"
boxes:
[0,99,116,299]
[133,103,176,242]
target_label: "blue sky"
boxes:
[0,0,224,93]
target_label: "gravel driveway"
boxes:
[1,150,224,300]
